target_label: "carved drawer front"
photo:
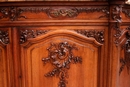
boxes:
[19,26,106,87]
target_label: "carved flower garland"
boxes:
[42,42,82,87]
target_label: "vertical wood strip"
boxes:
[12,27,21,87]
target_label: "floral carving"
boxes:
[119,31,130,75]
[48,8,78,18]
[48,7,109,18]
[0,30,9,44]
[20,30,49,44]
[112,5,122,23]
[0,7,26,21]
[42,42,82,87]
[75,30,104,44]
[112,5,123,45]
[113,26,122,44]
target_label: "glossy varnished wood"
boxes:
[0,0,130,87]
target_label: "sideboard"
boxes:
[0,1,130,87]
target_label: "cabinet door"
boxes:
[115,26,130,87]
[0,28,13,87]
[19,26,107,87]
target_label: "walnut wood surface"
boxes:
[0,1,130,87]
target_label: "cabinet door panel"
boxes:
[20,29,105,87]
[0,28,12,87]
[117,26,130,87]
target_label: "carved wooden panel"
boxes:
[20,27,106,87]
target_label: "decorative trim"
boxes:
[119,31,130,75]
[75,30,104,44]
[0,30,9,44]
[20,30,49,44]
[0,6,109,21]
[42,42,82,87]
[47,7,109,18]
[48,8,78,18]
[77,7,109,19]
[0,7,26,21]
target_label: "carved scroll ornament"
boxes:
[20,29,49,44]
[119,31,130,75]
[42,42,82,87]
[75,30,104,44]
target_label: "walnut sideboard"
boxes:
[0,1,130,87]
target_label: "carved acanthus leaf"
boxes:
[75,30,104,44]
[42,42,82,87]
[20,29,49,44]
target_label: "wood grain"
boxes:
[0,1,130,87]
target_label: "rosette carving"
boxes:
[42,42,82,87]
